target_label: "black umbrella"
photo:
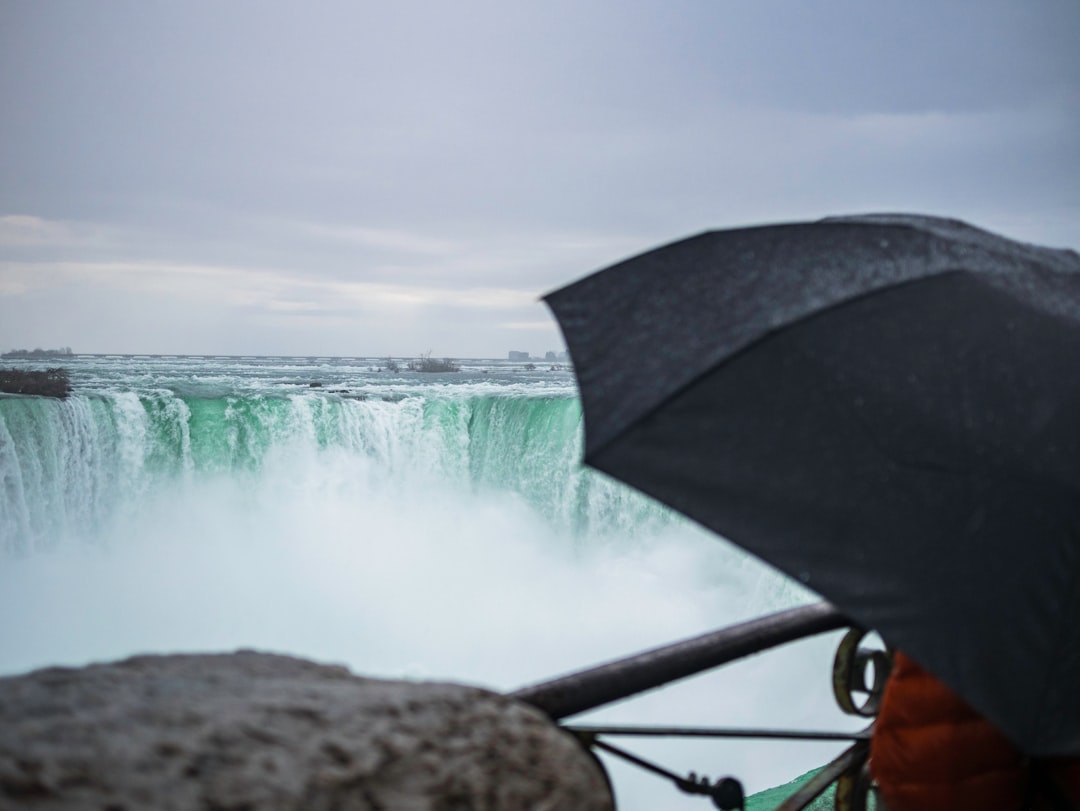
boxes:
[544,213,1080,756]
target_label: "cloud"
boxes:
[0,253,565,357]
[0,0,1077,356]
[0,257,535,313]
[296,223,459,256]
[501,320,558,331]
[0,215,129,253]
[0,215,60,246]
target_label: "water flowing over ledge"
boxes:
[1,357,673,554]
[0,356,840,811]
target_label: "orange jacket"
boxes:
[870,651,1079,811]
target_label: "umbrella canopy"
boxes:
[544,214,1080,756]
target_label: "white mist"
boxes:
[0,364,866,809]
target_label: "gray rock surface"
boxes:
[0,651,613,811]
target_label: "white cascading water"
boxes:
[0,357,863,810]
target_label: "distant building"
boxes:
[508,351,530,361]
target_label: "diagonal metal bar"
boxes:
[587,738,745,810]
[588,737,686,785]
[512,601,848,720]
[773,740,869,811]
[566,724,870,742]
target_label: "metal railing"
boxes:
[511,602,891,811]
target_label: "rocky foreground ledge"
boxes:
[0,651,613,811]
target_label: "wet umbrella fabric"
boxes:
[544,214,1080,756]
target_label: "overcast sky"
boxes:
[2,0,1078,357]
